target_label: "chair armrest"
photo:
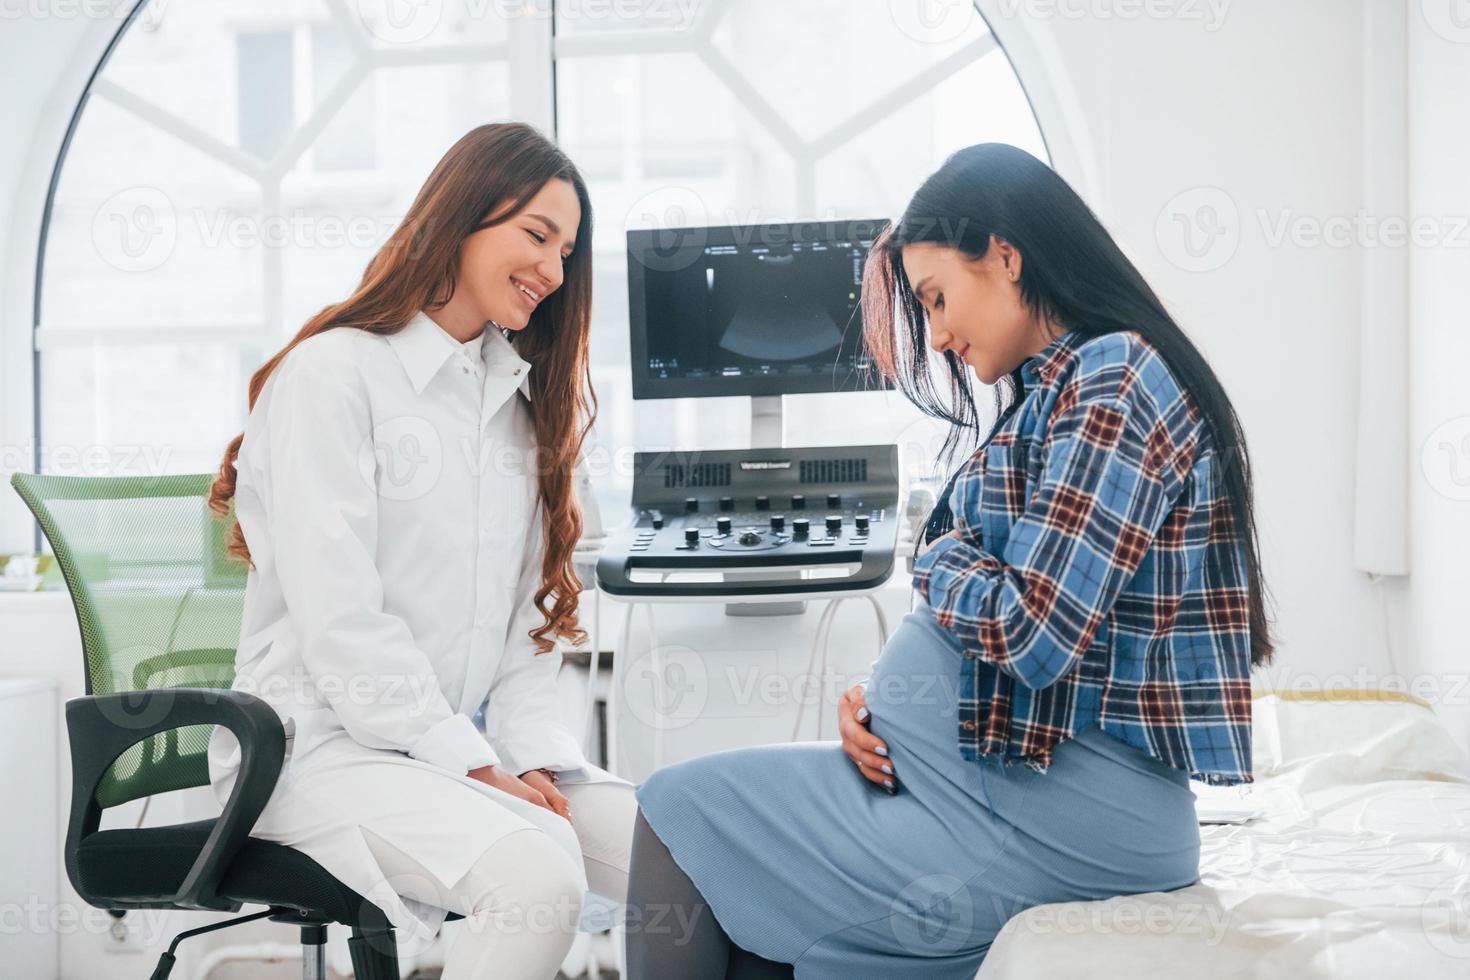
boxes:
[64,689,286,912]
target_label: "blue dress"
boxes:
[636,601,1203,978]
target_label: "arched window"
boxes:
[37,0,1048,523]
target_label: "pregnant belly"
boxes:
[863,605,966,765]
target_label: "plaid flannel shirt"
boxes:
[912,329,1254,786]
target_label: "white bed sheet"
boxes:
[977,694,1470,979]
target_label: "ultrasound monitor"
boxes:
[626,218,888,401]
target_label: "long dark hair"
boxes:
[209,122,596,653]
[862,142,1274,667]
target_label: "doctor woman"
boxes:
[206,122,635,979]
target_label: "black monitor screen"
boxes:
[626,219,888,399]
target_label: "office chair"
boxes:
[11,472,421,980]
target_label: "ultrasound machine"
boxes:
[594,218,903,604]
[587,217,909,780]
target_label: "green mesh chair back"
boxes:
[11,473,247,809]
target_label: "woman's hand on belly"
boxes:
[917,528,963,558]
[468,764,560,816]
[839,684,898,795]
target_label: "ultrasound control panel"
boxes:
[596,444,900,598]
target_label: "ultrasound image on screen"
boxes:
[640,238,870,389]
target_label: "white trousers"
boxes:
[364,780,638,980]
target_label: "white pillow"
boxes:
[1251,691,1470,788]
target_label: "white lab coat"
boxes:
[208,311,626,940]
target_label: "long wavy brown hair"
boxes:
[208,122,597,653]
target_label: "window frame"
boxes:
[9,0,1091,555]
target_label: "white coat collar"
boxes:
[482,322,535,402]
[386,311,462,394]
[459,329,484,364]
[387,312,533,401]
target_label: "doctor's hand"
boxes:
[839,684,897,795]
[520,769,572,823]
[466,765,556,815]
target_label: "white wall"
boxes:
[992,0,1406,694]
[1406,8,1470,755]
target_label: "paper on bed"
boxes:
[1191,781,1269,824]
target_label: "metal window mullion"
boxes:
[509,7,555,131]
[261,179,284,349]
[620,54,642,182]
[550,0,724,56]
[552,30,700,58]
[34,326,267,349]
[295,23,318,173]
[265,58,370,181]
[807,35,1000,159]
[374,42,510,67]
[795,152,816,217]
[696,44,807,161]
[92,79,267,182]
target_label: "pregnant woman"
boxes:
[624,143,1273,979]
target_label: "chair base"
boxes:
[148,910,385,980]
[301,923,327,980]
[348,927,401,979]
